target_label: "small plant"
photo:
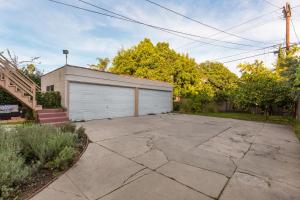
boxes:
[48,146,76,170]
[60,123,76,134]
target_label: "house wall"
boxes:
[41,67,67,107]
[42,65,173,111]
[64,66,173,92]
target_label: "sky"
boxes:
[1,0,300,75]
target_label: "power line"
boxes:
[291,18,300,43]
[221,43,300,63]
[222,51,275,63]
[76,0,257,48]
[180,8,281,50]
[144,0,262,43]
[216,43,281,60]
[182,16,282,51]
[48,0,257,50]
[261,0,281,9]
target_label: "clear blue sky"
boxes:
[1,0,300,74]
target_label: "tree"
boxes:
[234,60,293,117]
[110,38,213,98]
[198,61,238,102]
[89,58,110,71]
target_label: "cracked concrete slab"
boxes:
[157,161,228,198]
[65,143,145,200]
[31,175,88,200]
[132,149,168,169]
[220,172,300,200]
[31,114,300,200]
[100,173,213,200]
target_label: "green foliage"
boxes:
[90,58,110,71]
[0,126,30,199]
[0,88,20,105]
[18,124,76,165]
[233,60,294,115]
[20,64,42,86]
[0,123,85,199]
[198,61,238,102]
[37,91,61,108]
[60,123,76,134]
[48,146,76,170]
[110,38,208,97]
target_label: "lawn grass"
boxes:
[193,112,300,140]
[196,112,295,125]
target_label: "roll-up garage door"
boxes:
[69,82,134,121]
[138,89,172,115]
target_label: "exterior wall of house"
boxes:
[64,65,173,92]
[41,67,67,107]
[41,65,173,119]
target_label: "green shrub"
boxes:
[48,146,76,170]
[37,91,61,108]
[18,124,76,166]
[60,123,76,134]
[0,123,82,199]
[0,126,30,199]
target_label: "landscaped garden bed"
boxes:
[0,123,89,200]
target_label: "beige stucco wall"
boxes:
[42,65,173,109]
[41,67,67,107]
[64,66,173,91]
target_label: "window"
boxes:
[46,85,54,91]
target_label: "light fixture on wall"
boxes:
[63,50,69,65]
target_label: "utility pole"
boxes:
[283,2,291,50]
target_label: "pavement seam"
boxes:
[94,143,216,200]
[65,173,91,200]
[216,122,266,200]
[195,126,232,148]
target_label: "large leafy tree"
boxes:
[234,60,293,116]
[110,38,213,98]
[198,61,238,102]
[89,58,110,71]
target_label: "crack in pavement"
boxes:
[94,143,214,200]
[121,167,147,185]
[195,126,232,148]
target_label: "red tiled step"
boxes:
[38,112,67,119]
[39,116,69,124]
[44,121,70,127]
[37,109,64,114]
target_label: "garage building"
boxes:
[41,65,173,121]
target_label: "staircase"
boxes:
[0,54,42,111]
[37,109,69,125]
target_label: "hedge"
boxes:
[37,91,61,108]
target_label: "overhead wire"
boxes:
[181,7,281,50]
[291,18,300,43]
[144,0,263,43]
[48,0,257,50]
[261,0,281,9]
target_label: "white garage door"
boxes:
[139,89,172,115]
[69,82,134,121]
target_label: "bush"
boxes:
[48,146,76,170]
[18,124,76,165]
[36,91,61,108]
[0,123,86,199]
[0,126,30,198]
[60,123,76,134]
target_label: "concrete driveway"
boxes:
[32,114,300,200]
